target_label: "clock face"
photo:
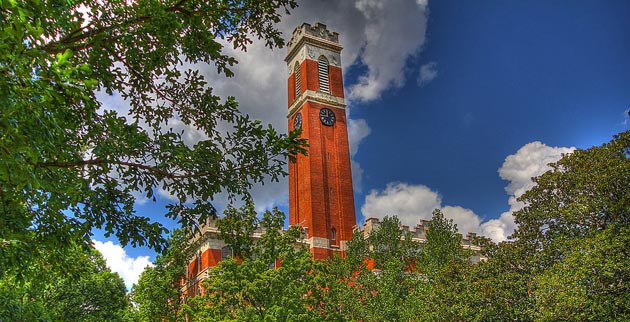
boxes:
[293,113,302,130]
[319,108,336,126]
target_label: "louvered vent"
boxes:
[294,62,301,98]
[318,56,330,94]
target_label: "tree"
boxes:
[510,130,630,320]
[0,244,131,322]
[513,131,630,261]
[1,0,304,279]
[216,202,259,260]
[407,210,477,322]
[454,130,630,321]
[533,227,630,321]
[131,228,198,322]
[309,216,424,322]
[443,241,534,322]
[419,209,469,277]
[41,250,131,322]
[181,208,318,321]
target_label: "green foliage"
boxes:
[408,210,476,322]
[41,251,130,322]
[454,130,630,321]
[0,277,49,322]
[0,0,304,280]
[448,242,534,322]
[533,226,630,321]
[510,131,630,319]
[182,208,316,321]
[513,131,630,260]
[135,130,630,321]
[217,202,259,259]
[420,209,469,276]
[131,228,198,322]
[0,245,130,322]
[309,217,425,322]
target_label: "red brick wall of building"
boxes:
[288,57,356,259]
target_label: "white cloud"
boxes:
[499,141,574,201]
[361,142,575,241]
[479,212,516,243]
[92,240,153,290]
[347,118,371,192]
[362,182,441,227]
[351,160,365,193]
[348,118,371,157]
[441,205,481,236]
[480,141,575,241]
[348,0,429,101]
[417,62,438,87]
[361,183,480,235]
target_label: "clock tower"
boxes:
[285,23,356,259]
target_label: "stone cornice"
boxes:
[285,34,343,64]
[287,90,346,118]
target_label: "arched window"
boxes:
[294,62,301,98]
[331,227,337,241]
[318,56,330,94]
[221,246,232,260]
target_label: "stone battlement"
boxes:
[286,22,342,62]
[358,217,481,250]
[288,22,339,47]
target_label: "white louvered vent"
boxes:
[295,62,301,98]
[318,56,330,94]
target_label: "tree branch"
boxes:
[34,153,281,180]
[39,1,248,55]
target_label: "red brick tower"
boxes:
[286,23,356,259]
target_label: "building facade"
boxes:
[181,22,356,296]
[286,22,356,259]
[180,23,484,297]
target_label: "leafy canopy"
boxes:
[0,0,304,278]
[181,207,316,322]
[0,244,130,322]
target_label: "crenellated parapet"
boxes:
[286,22,340,60]
[355,217,486,262]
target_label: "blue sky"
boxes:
[94,0,630,288]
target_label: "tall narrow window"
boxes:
[294,62,301,98]
[195,251,202,275]
[221,246,232,260]
[331,228,337,241]
[318,56,330,94]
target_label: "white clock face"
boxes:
[319,108,336,126]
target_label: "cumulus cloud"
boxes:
[350,160,365,193]
[348,0,429,101]
[347,118,371,192]
[417,62,438,87]
[441,205,481,236]
[480,142,574,241]
[362,182,440,227]
[361,182,480,235]
[361,142,575,241]
[348,118,371,157]
[93,240,153,290]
